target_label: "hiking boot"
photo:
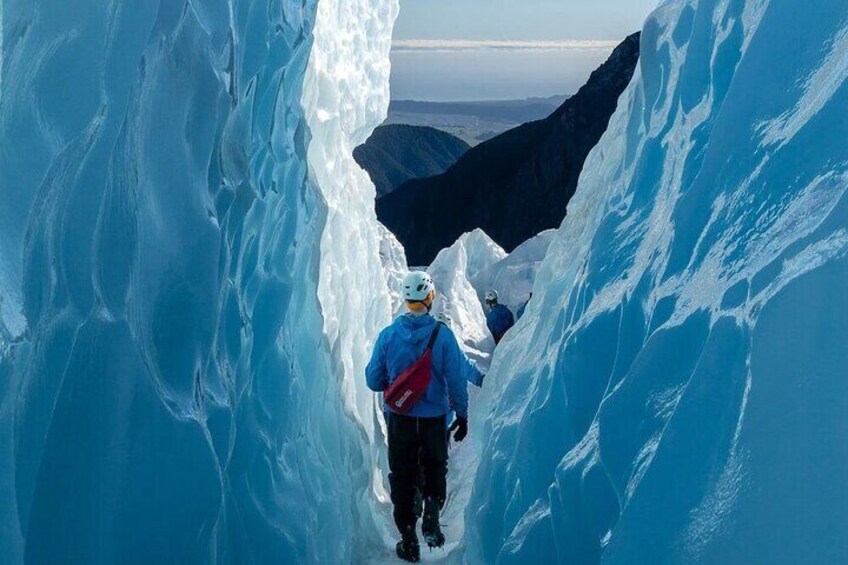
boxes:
[421,499,446,549]
[395,538,420,562]
[395,524,420,563]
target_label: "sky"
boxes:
[391,0,658,101]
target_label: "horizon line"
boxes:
[391,39,621,52]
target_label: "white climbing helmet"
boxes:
[485,290,499,303]
[402,271,435,301]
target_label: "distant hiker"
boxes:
[366,271,480,562]
[516,292,532,321]
[485,290,515,345]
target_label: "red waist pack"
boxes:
[384,324,442,414]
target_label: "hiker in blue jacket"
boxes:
[485,290,515,345]
[366,271,479,562]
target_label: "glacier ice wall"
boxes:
[377,223,409,316]
[468,1,848,564]
[0,0,396,562]
[428,230,505,363]
[304,0,398,542]
[426,228,555,366]
[472,229,556,315]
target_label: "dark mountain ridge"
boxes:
[378,33,641,265]
[354,124,470,197]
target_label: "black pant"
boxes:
[388,414,448,534]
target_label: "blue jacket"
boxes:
[366,314,472,418]
[486,304,515,338]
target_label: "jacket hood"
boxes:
[394,313,438,346]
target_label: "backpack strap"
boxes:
[425,323,443,351]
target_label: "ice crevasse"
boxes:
[468,1,848,563]
[2,0,848,564]
[0,0,398,562]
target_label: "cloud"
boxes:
[391,39,620,53]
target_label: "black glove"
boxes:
[449,416,468,443]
